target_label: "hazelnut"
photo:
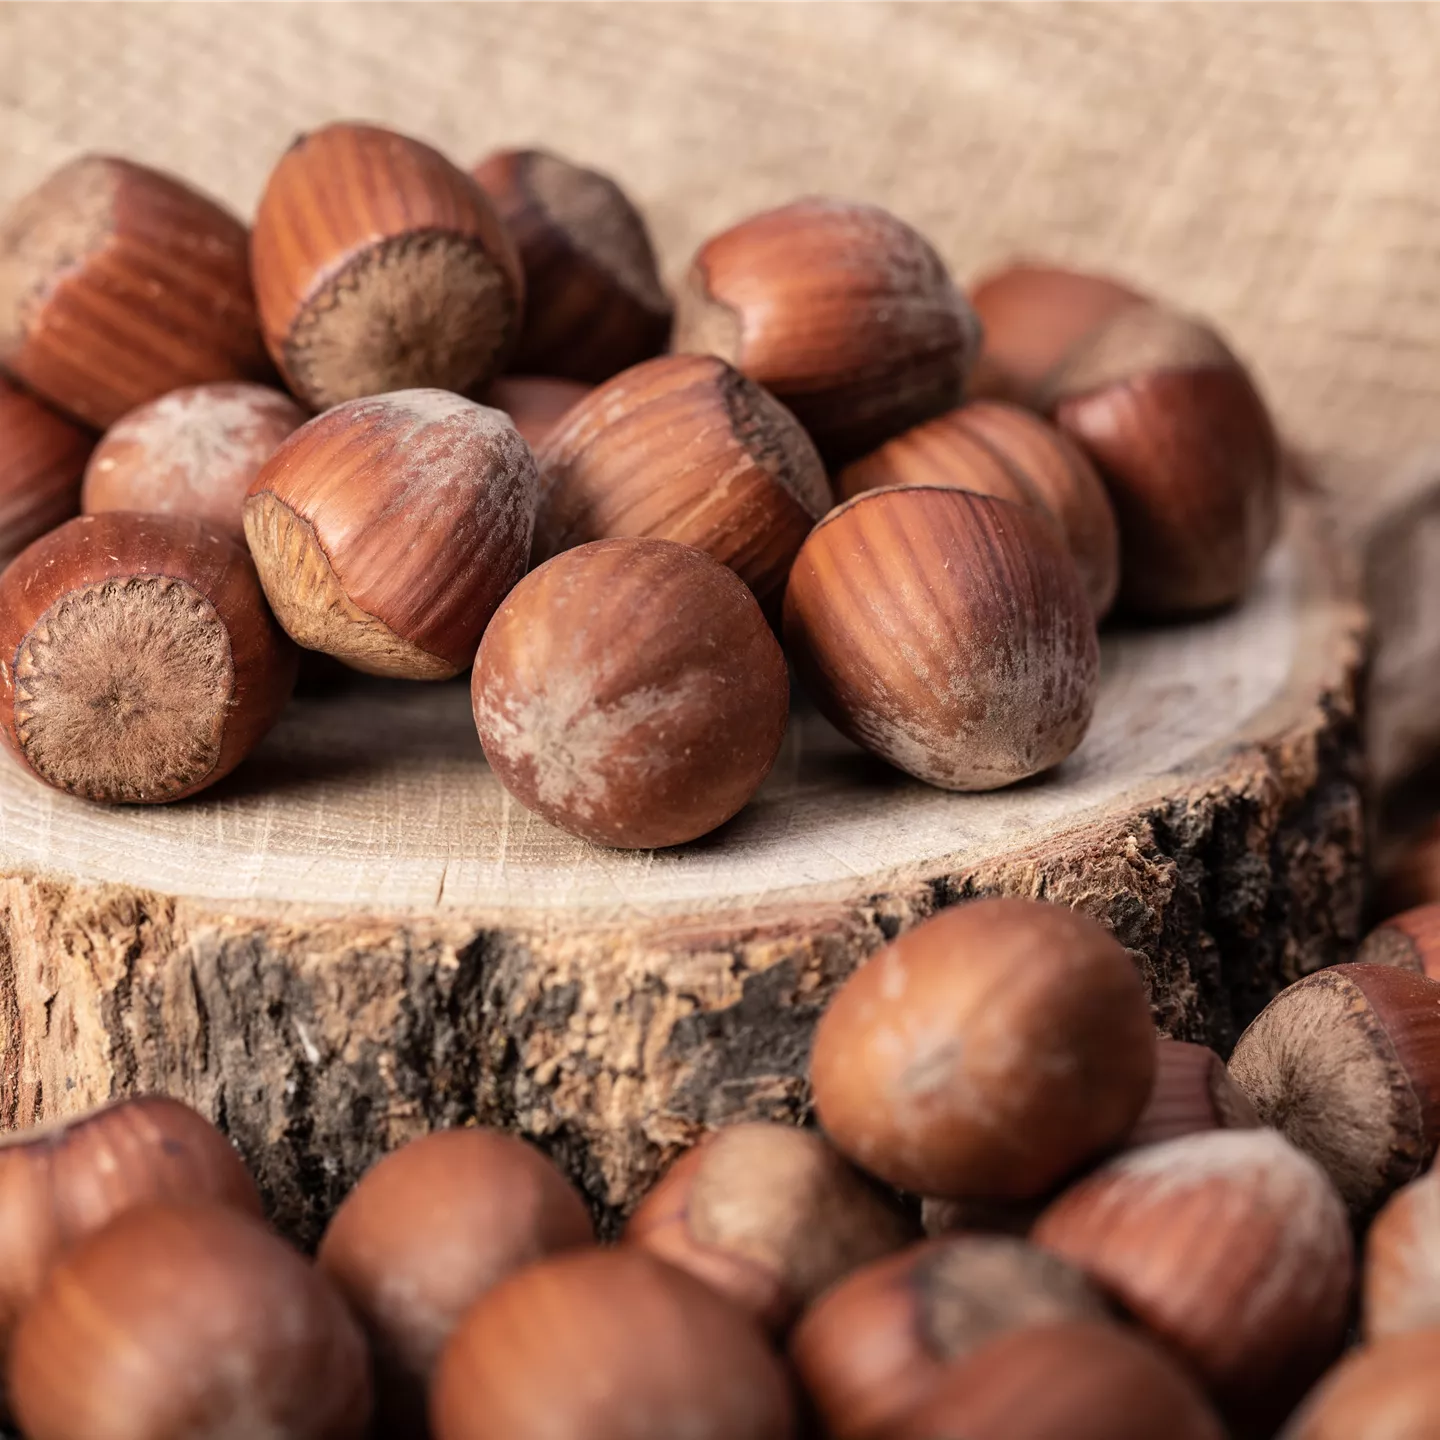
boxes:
[624,1122,917,1333]
[0,155,268,428]
[472,148,670,382]
[1363,1167,1440,1339]
[0,375,93,566]
[532,354,830,610]
[244,389,537,680]
[251,122,522,410]
[880,1320,1226,1440]
[1041,302,1282,616]
[430,1248,795,1440]
[8,1201,371,1440]
[1227,962,1440,1216]
[317,1127,594,1438]
[1356,904,1440,978]
[835,399,1120,618]
[672,198,979,464]
[0,512,297,803]
[1123,1038,1260,1150]
[472,536,788,848]
[0,1096,260,1369]
[783,486,1100,790]
[789,1236,1109,1440]
[1279,1330,1440,1440]
[810,898,1156,1199]
[1032,1129,1354,1430]
[919,1195,1043,1239]
[1375,817,1440,918]
[480,375,591,451]
[81,382,305,542]
[966,261,1149,405]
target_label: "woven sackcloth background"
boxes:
[1,0,1438,481]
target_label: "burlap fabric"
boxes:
[2,1,1438,478]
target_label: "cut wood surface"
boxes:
[0,502,1366,1237]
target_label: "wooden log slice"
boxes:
[0,500,1365,1239]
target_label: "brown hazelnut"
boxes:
[783,486,1100,790]
[789,1236,1109,1440]
[244,389,537,680]
[0,1096,260,1370]
[880,1320,1226,1440]
[472,148,670,383]
[1356,904,1440,977]
[430,1248,796,1440]
[8,1201,371,1440]
[1123,1038,1260,1150]
[672,198,980,464]
[810,898,1156,1199]
[1375,818,1440,918]
[0,512,297,802]
[480,375,592,450]
[1363,1167,1440,1339]
[1041,303,1282,616]
[966,261,1149,405]
[1279,1330,1440,1440]
[533,354,830,609]
[251,122,522,410]
[1227,962,1440,1216]
[317,1127,593,1437]
[918,1194,1043,1239]
[472,536,788,848]
[0,155,268,428]
[82,382,305,542]
[624,1122,917,1333]
[1032,1129,1354,1431]
[0,375,93,566]
[836,399,1120,617]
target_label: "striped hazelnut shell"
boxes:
[673,197,979,465]
[1364,1167,1440,1340]
[244,389,537,681]
[1123,1038,1260,1150]
[783,485,1100,791]
[0,375,94,566]
[472,148,670,383]
[836,399,1119,617]
[252,122,523,410]
[0,156,268,428]
[533,353,830,609]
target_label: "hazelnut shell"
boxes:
[1123,1038,1260,1150]
[783,486,1100,791]
[1356,904,1440,978]
[1363,1167,1440,1339]
[1279,1329,1440,1440]
[0,375,94,566]
[480,375,591,451]
[810,897,1156,1199]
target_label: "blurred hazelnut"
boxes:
[0,156,269,427]
[82,382,304,542]
[1123,1038,1260,1150]
[1364,1167,1440,1339]
[533,354,829,609]
[480,375,591,451]
[783,486,1099,790]
[473,537,788,848]
[881,1320,1225,1440]
[0,512,297,802]
[1375,818,1440,919]
[8,1202,370,1440]
[252,122,522,410]
[1042,303,1281,616]
[1227,962,1440,1216]
[472,148,670,382]
[673,198,979,464]
[810,898,1156,1199]
[919,1195,1043,1239]
[836,399,1119,617]
[318,1128,593,1438]
[790,1236,1109,1439]
[1033,1129,1354,1431]
[1356,904,1440,978]
[625,1122,916,1333]
[430,1248,795,1440]
[0,375,93,566]
[966,261,1148,405]
[1279,1330,1440,1440]
[244,389,537,680]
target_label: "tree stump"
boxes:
[0,500,1366,1239]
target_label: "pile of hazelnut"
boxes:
[7,889,1440,1439]
[0,122,1282,842]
